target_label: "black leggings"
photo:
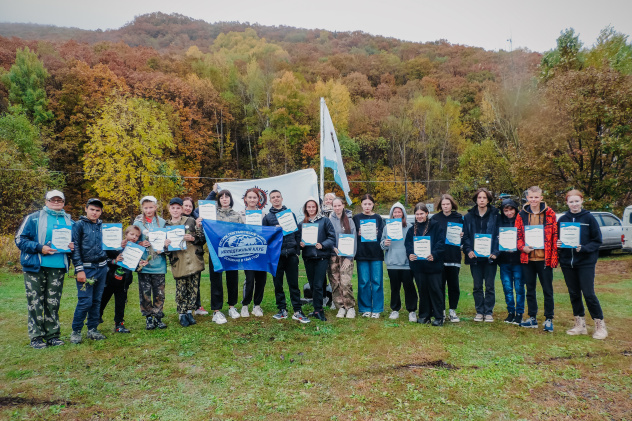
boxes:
[388,269,417,312]
[442,265,461,310]
[561,266,603,320]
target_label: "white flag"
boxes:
[321,98,352,205]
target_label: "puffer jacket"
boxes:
[71,216,108,273]
[516,202,558,267]
[15,207,74,273]
[431,210,464,264]
[462,205,500,265]
[329,210,357,261]
[404,217,446,274]
[298,197,336,260]
[557,209,602,268]
[380,202,410,270]
[263,206,301,256]
[165,215,206,278]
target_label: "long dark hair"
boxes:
[333,197,351,234]
[413,202,430,236]
[217,189,234,208]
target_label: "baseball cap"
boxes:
[169,197,184,206]
[45,190,65,201]
[140,196,158,207]
[86,198,104,209]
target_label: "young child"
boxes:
[99,225,148,333]
[497,199,525,325]
[70,198,109,344]
[133,196,169,330]
[165,198,205,327]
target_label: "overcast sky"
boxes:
[1,0,631,53]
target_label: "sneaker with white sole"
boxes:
[346,308,356,318]
[473,314,484,322]
[543,319,554,332]
[195,307,209,316]
[449,309,460,323]
[409,311,417,322]
[371,312,380,319]
[336,308,347,318]
[362,312,372,318]
[252,305,264,317]
[292,311,311,324]
[520,317,538,328]
[228,307,241,319]
[241,306,250,318]
[212,311,227,324]
[484,315,494,323]
[70,330,82,344]
[273,309,288,320]
[389,311,399,320]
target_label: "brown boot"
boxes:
[593,319,608,340]
[566,316,587,335]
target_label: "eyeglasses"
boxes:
[47,198,65,204]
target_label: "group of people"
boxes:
[15,184,608,350]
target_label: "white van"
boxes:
[623,206,632,252]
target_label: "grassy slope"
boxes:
[1,256,631,420]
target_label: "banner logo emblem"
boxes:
[218,230,268,262]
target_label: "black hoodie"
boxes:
[462,205,500,265]
[497,199,521,265]
[557,209,602,268]
[404,217,446,274]
[431,211,464,264]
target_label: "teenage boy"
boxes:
[515,186,558,332]
[15,190,74,349]
[262,190,310,323]
[70,198,109,344]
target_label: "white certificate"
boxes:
[413,236,431,259]
[277,209,298,235]
[360,220,377,242]
[51,225,72,253]
[559,222,580,248]
[198,200,217,220]
[524,225,545,249]
[148,229,167,251]
[499,227,517,251]
[166,225,187,251]
[445,222,462,246]
[245,210,262,225]
[337,234,355,257]
[302,223,319,245]
[474,234,492,257]
[102,223,123,250]
[118,242,145,270]
[385,219,403,241]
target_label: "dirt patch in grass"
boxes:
[595,258,632,284]
[0,396,72,408]
[396,359,461,370]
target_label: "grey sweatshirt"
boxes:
[380,202,411,270]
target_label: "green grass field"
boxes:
[1,255,631,420]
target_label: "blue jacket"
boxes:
[15,208,74,273]
[299,214,336,260]
[71,216,108,273]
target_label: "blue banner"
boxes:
[202,220,283,275]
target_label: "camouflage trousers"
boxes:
[138,273,165,318]
[23,267,65,340]
[328,256,356,309]
[175,272,200,314]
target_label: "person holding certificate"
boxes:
[328,197,357,318]
[165,198,206,328]
[352,194,385,318]
[299,197,336,321]
[15,190,74,349]
[380,202,417,322]
[557,190,607,340]
[238,188,268,318]
[497,199,525,325]
[263,190,309,323]
[432,194,464,323]
[404,203,446,326]
[462,188,500,323]
[515,186,558,332]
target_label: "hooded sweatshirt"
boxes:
[298,197,336,260]
[404,217,445,274]
[516,202,558,267]
[263,206,301,256]
[431,210,464,264]
[380,202,410,270]
[497,199,521,265]
[462,205,500,265]
[329,210,357,261]
[557,209,602,268]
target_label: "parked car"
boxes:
[556,211,624,254]
[622,205,632,252]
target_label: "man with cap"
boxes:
[15,190,74,349]
[69,198,109,344]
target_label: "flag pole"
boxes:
[319,97,325,201]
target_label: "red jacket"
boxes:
[515,203,558,268]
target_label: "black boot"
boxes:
[417,317,430,324]
[179,314,190,327]
[187,313,197,325]
[431,318,444,326]
[155,317,167,329]
[146,316,156,330]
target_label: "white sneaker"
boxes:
[346,308,356,318]
[212,311,227,324]
[389,311,399,319]
[409,311,417,322]
[252,305,264,317]
[240,306,249,318]
[449,309,460,323]
[228,307,241,319]
[195,306,209,315]
[336,308,347,318]
[362,312,372,318]
[371,312,380,319]
[330,302,337,310]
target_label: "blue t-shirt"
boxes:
[41,213,66,269]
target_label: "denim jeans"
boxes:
[357,260,384,313]
[499,263,525,314]
[72,266,107,331]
